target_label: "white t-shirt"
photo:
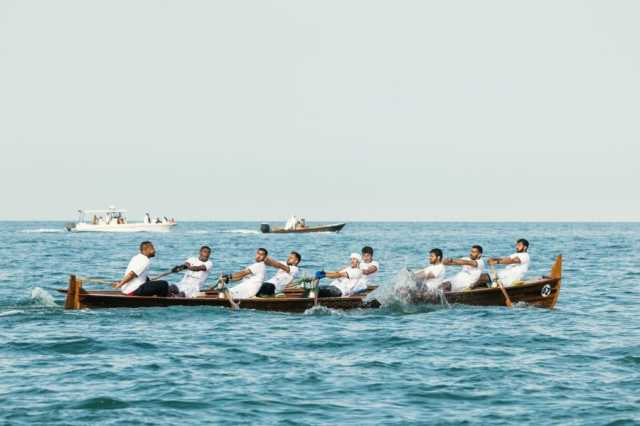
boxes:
[121,253,151,294]
[450,257,484,292]
[420,263,446,290]
[330,267,365,297]
[359,260,380,286]
[266,262,299,293]
[498,252,530,286]
[229,262,266,299]
[177,257,213,298]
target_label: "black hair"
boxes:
[290,251,302,263]
[472,245,483,254]
[200,245,211,252]
[139,241,153,251]
[361,246,374,255]
[429,248,443,260]
[257,248,268,256]
[517,239,529,249]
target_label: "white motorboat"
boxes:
[64,207,177,233]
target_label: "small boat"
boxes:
[64,207,176,233]
[260,223,346,234]
[60,256,562,312]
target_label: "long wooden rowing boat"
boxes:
[259,223,346,234]
[59,256,562,312]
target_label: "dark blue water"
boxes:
[1,222,639,425]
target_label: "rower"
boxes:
[441,245,485,292]
[415,248,446,291]
[314,253,365,297]
[488,239,530,286]
[220,248,268,299]
[359,246,380,287]
[256,251,302,296]
[113,241,170,297]
[173,246,213,298]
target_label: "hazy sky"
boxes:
[1,1,639,221]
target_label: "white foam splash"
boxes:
[366,268,448,309]
[30,287,58,307]
[0,309,24,317]
[186,230,210,235]
[303,305,343,316]
[20,228,64,234]
[222,229,260,235]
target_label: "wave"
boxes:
[303,305,344,316]
[366,268,449,313]
[20,228,64,234]
[30,287,58,307]
[222,229,260,235]
[186,230,210,235]
[0,309,24,317]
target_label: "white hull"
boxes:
[66,222,176,233]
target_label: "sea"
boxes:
[1,221,638,425]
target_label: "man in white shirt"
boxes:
[113,241,170,296]
[488,239,530,287]
[441,245,485,292]
[415,248,446,291]
[219,248,268,299]
[395,248,446,301]
[315,253,366,297]
[256,251,302,296]
[360,246,380,287]
[173,246,213,298]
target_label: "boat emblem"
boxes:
[540,284,552,297]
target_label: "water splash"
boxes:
[366,268,449,311]
[222,229,260,235]
[30,287,58,307]
[20,228,64,234]
[303,305,343,316]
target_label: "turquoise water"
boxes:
[1,222,639,425]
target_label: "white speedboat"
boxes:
[64,207,177,233]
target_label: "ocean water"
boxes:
[1,221,639,425]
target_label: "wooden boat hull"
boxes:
[260,223,346,234]
[61,256,562,312]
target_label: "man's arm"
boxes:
[185,262,208,272]
[414,270,435,280]
[324,270,348,279]
[361,264,378,275]
[113,271,137,288]
[225,268,252,282]
[488,257,520,266]
[265,257,290,273]
[443,258,478,267]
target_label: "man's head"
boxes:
[256,248,268,262]
[139,241,156,258]
[470,245,483,260]
[516,239,529,253]
[361,246,374,263]
[350,253,362,268]
[199,246,212,261]
[287,251,301,266]
[429,248,443,265]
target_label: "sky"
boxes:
[1,0,639,221]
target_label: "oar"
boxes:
[489,264,513,308]
[216,276,240,310]
[313,279,320,307]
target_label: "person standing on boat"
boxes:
[315,253,365,297]
[488,239,530,286]
[441,245,485,292]
[219,248,268,299]
[113,241,170,297]
[173,246,213,298]
[256,252,302,296]
[359,246,380,287]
